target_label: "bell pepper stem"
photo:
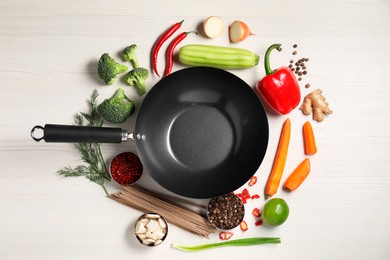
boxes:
[264,44,282,75]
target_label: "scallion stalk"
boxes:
[171,237,281,252]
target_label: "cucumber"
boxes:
[179,44,259,69]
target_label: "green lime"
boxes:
[262,198,289,226]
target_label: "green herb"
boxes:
[57,90,111,196]
[171,237,281,252]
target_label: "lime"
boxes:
[262,198,289,226]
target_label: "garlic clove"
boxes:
[158,218,167,229]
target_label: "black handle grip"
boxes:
[31,124,125,143]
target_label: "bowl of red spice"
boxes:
[110,152,143,185]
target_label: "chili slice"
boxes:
[251,194,260,199]
[163,31,197,77]
[219,231,234,240]
[252,208,261,218]
[240,220,248,231]
[255,220,263,226]
[248,176,258,186]
[151,20,184,77]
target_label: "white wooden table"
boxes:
[1,0,389,259]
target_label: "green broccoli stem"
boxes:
[131,58,139,69]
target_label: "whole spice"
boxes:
[110,152,143,185]
[163,31,198,77]
[288,44,311,88]
[255,44,301,115]
[151,20,184,77]
[291,57,310,79]
[171,237,281,252]
[207,193,245,230]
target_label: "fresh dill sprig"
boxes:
[57,90,111,196]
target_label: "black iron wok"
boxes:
[31,67,269,198]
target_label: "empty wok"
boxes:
[31,67,269,198]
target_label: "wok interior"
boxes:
[134,67,268,198]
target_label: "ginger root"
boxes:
[300,89,333,122]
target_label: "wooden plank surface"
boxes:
[1,0,389,259]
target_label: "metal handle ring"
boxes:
[30,125,44,142]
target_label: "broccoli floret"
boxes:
[98,53,128,85]
[97,88,135,123]
[122,44,139,68]
[125,68,149,96]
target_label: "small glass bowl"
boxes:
[110,152,143,185]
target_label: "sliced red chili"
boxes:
[219,231,234,240]
[240,220,248,231]
[242,188,251,199]
[255,220,263,226]
[163,31,197,77]
[252,208,261,218]
[251,194,260,199]
[151,20,184,77]
[248,176,258,186]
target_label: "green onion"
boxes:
[171,237,281,252]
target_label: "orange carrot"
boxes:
[283,158,311,192]
[265,118,291,199]
[303,121,317,155]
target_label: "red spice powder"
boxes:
[110,152,143,185]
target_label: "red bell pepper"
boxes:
[256,44,301,115]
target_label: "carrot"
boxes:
[303,121,317,155]
[265,118,291,199]
[283,158,311,192]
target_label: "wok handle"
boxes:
[30,124,128,143]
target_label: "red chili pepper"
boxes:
[163,31,197,77]
[243,189,251,199]
[219,231,234,240]
[255,220,263,226]
[240,220,248,231]
[252,208,261,218]
[151,20,184,77]
[248,176,258,186]
[255,44,301,115]
[251,194,260,199]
